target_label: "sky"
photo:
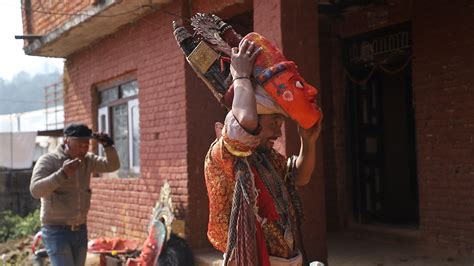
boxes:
[0,1,63,81]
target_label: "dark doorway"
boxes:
[344,25,419,226]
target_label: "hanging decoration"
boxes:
[344,54,413,85]
[344,30,412,85]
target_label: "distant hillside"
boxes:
[0,71,62,115]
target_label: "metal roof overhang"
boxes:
[24,0,171,58]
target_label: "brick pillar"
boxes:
[254,0,327,263]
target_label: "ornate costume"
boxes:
[205,113,303,265]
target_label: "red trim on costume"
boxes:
[253,168,280,221]
[251,168,280,265]
[256,220,270,266]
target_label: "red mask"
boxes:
[244,32,322,129]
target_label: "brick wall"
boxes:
[413,0,474,253]
[22,0,91,35]
[63,1,189,240]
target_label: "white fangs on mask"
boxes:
[295,81,304,88]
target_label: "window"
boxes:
[98,80,140,177]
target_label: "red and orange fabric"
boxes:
[88,238,140,254]
[204,112,298,261]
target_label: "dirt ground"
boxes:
[2,233,473,266]
[0,237,106,266]
[0,236,43,265]
[328,232,474,266]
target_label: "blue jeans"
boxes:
[41,224,88,266]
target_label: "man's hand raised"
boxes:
[62,158,82,177]
[298,112,323,144]
[93,132,114,147]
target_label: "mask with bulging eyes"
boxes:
[245,32,322,129]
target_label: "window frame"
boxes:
[128,98,140,174]
[96,78,140,178]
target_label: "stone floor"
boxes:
[194,230,474,266]
[327,231,473,266]
[81,223,473,266]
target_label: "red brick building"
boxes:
[21,0,473,262]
